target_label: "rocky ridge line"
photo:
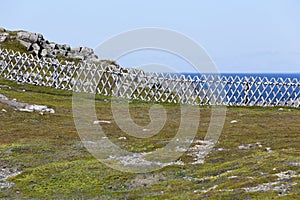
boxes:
[0,27,102,63]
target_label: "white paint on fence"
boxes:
[0,48,299,107]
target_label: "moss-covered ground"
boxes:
[0,78,300,199]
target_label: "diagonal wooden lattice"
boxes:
[0,48,299,107]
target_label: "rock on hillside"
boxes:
[0,27,104,64]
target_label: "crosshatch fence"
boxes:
[0,48,299,107]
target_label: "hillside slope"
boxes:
[0,27,118,66]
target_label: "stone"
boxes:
[0,93,54,114]
[64,45,71,51]
[18,39,32,50]
[57,44,70,51]
[72,47,81,52]
[56,49,68,57]
[68,47,94,58]
[51,49,60,56]
[80,47,94,56]
[289,162,300,166]
[67,51,84,60]
[17,31,42,43]
[38,40,49,48]
[242,181,296,195]
[265,147,272,152]
[49,42,58,49]
[93,120,111,125]
[276,170,297,180]
[41,40,49,45]
[23,104,55,113]
[193,185,218,194]
[238,144,255,150]
[42,43,53,51]
[31,43,40,51]
[37,33,43,42]
[2,28,112,64]
[256,142,263,148]
[230,120,238,124]
[40,49,48,57]
[66,46,98,61]
[84,55,100,63]
[19,108,34,112]
[0,167,21,189]
[0,33,9,42]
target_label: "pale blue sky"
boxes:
[1,0,300,73]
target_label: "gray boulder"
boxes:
[80,47,94,56]
[57,44,70,51]
[0,33,9,42]
[67,52,84,60]
[17,31,43,43]
[29,43,41,56]
[85,54,99,62]
[40,49,49,57]
[2,28,107,64]
[42,44,53,51]
[39,40,49,47]
[67,46,95,61]
[57,49,67,56]
[49,42,58,50]
[72,47,81,52]
[31,43,40,51]
[18,39,32,50]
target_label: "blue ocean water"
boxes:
[182,73,300,80]
[180,73,300,104]
[221,73,300,80]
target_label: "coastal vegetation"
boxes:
[0,79,299,199]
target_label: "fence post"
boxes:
[243,77,250,105]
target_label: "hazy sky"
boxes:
[1,0,300,73]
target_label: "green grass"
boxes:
[0,40,28,54]
[0,30,27,53]
[57,55,82,65]
[0,78,300,199]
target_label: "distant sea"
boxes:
[179,73,300,104]
[180,73,300,80]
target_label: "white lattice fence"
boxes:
[0,48,299,107]
[223,76,300,107]
[0,48,79,90]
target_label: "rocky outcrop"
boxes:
[0,93,55,114]
[17,31,43,43]
[67,46,99,62]
[0,32,9,43]
[0,28,101,63]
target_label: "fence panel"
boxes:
[0,48,299,107]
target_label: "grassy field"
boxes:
[0,78,300,199]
